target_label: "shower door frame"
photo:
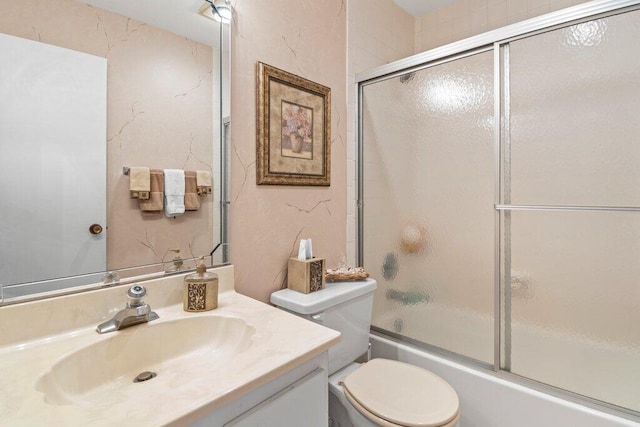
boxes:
[356,0,640,421]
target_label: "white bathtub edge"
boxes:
[370,334,640,427]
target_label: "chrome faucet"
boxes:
[96,285,159,334]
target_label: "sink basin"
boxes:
[36,315,255,406]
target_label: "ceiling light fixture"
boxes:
[204,0,232,23]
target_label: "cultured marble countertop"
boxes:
[0,290,340,426]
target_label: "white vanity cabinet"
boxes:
[226,368,326,427]
[189,353,329,427]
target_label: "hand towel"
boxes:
[129,167,150,200]
[184,171,200,211]
[163,169,185,217]
[139,169,164,212]
[196,170,212,196]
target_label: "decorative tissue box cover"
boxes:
[287,257,326,294]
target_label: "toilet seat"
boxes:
[341,359,459,427]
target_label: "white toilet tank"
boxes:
[271,279,377,375]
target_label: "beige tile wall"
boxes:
[347,0,415,266]
[415,0,592,52]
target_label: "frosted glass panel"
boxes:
[506,210,640,411]
[509,11,640,206]
[363,51,494,363]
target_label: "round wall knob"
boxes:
[89,224,103,235]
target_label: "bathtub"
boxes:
[371,304,640,427]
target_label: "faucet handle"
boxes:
[127,284,147,307]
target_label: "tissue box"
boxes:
[287,257,326,294]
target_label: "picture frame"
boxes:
[256,62,331,186]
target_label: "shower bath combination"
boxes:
[358,0,640,421]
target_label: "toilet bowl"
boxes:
[270,280,460,427]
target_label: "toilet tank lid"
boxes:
[270,279,377,315]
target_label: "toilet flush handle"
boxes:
[311,312,325,323]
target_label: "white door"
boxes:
[0,33,107,287]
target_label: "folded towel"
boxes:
[139,169,164,212]
[196,170,212,196]
[129,167,150,200]
[164,169,185,217]
[184,171,200,211]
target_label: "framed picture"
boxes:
[256,62,331,186]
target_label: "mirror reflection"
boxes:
[0,0,227,301]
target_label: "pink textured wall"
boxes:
[230,0,347,303]
[0,0,214,272]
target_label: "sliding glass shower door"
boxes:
[360,5,640,415]
[362,50,495,364]
[502,10,640,412]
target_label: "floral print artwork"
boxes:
[281,101,313,159]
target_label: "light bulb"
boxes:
[212,1,232,23]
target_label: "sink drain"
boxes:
[133,371,157,383]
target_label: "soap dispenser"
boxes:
[183,257,218,312]
[164,249,184,273]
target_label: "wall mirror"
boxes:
[0,0,231,303]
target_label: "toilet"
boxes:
[271,279,460,427]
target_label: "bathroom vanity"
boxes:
[0,266,340,426]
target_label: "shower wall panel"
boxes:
[363,51,495,364]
